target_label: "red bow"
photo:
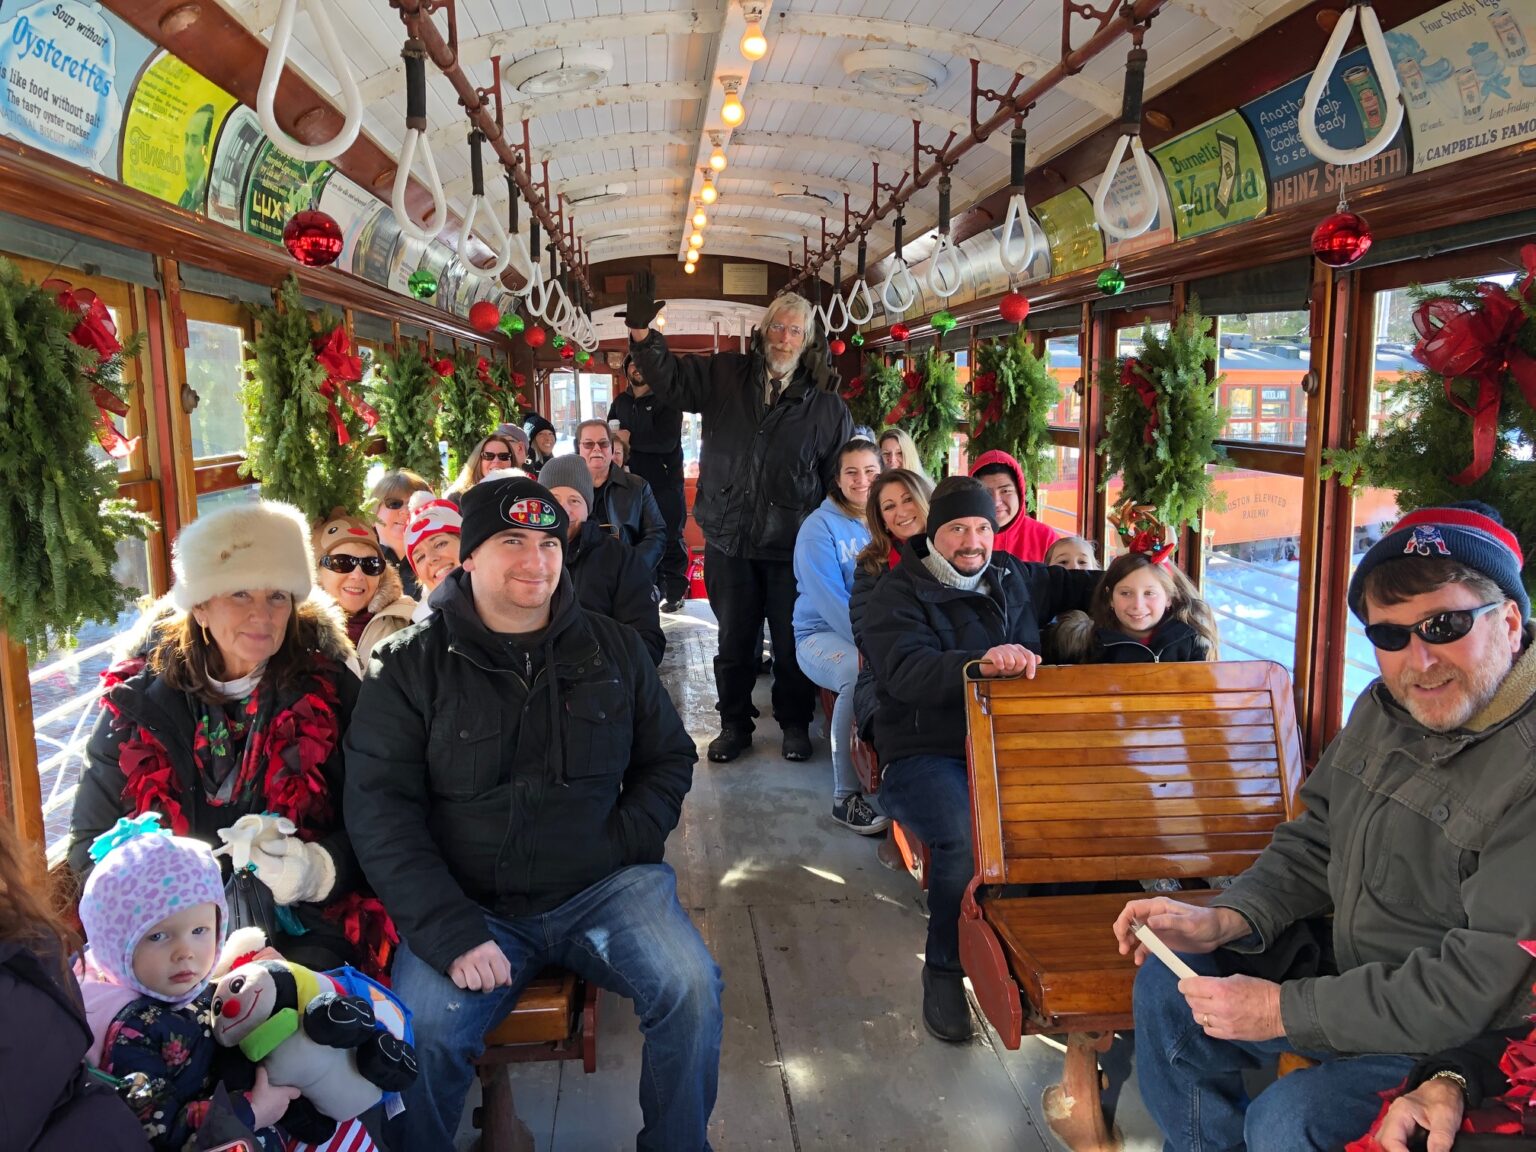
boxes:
[1412,253,1536,485]
[843,375,866,402]
[884,369,926,425]
[432,357,455,378]
[46,279,139,458]
[311,327,377,446]
[475,356,496,392]
[973,370,1004,424]
[1122,358,1159,446]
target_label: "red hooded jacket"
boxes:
[969,448,1059,563]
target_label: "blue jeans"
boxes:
[390,864,723,1151]
[795,631,861,801]
[878,754,974,972]
[1134,949,1416,1151]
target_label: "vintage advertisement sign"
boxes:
[1240,45,1411,211]
[1387,0,1536,172]
[240,137,331,243]
[120,49,237,212]
[1098,154,1177,261]
[1033,187,1104,275]
[1151,111,1269,240]
[204,104,263,228]
[0,0,150,173]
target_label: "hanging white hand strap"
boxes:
[881,260,919,315]
[927,232,964,299]
[1093,135,1159,242]
[257,0,363,163]
[822,289,850,334]
[1298,3,1403,166]
[392,129,447,244]
[460,198,514,280]
[998,193,1036,275]
[845,278,875,326]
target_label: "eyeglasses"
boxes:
[578,440,610,452]
[766,322,805,339]
[481,451,514,463]
[1363,602,1503,651]
[320,554,385,576]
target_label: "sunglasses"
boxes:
[482,451,514,463]
[381,498,407,511]
[321,554,385,576]
[1363,602,1503,651]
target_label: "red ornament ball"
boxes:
[1311,210,1373,268]
[890,322,911,341]
[282,210,343,268]
[828,338,846,356]
[559,343,576,360]
[469,300,501,332]
[999,292,1031,325]
[524,325,547,349]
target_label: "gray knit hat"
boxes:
[536,455,595,513]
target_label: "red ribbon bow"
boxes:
[1122,358,1159,446]
[432,357,455,378]
[843,375,866,402]
[1412,252,1536,485]
[312,327,377,446]
[884,369,927,425]
[475,356,497,392]
[973,370,1004,424]
[45,278,139,459]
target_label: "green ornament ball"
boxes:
[1097,266,1126,295]
[551,334,567,350]
[850,331,865,347]
[499,313,526,336]
[408,270,438,300]
[931,310,957,334]
[575,348,592,365]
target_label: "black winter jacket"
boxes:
[862,538,1097,763]
[1092,619,1210,663]
[568,519,665,665]
[343,568,697,973]
[848,561,886,737]
[591,464,667,571]
[609,389,686,498]
[0,941,149,1151]
[630,330,852,560]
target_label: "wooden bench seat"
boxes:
[959,661,1304,1152]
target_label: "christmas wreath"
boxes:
[242,276,376,521]
[842,356,903,434]
[0,260,152,650]
[480,355,524,428]
[1324,251,1536,587]
[886,348,965,476]
[1099,302,1226,533]
[970,328,1060,506]
[437,346,497,476]
[371,340,443,488]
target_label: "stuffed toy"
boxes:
[209,958,416,1143]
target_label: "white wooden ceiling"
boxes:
[223,0,1312,279]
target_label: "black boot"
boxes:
[781,725,812,761]
[707,724,753,763]
[921,966,974,1042]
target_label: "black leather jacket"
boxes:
[591,465,666,571]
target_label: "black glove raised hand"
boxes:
[621,270,665,331]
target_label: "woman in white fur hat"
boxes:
[67,501,394,979]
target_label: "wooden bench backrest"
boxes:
[966,661,1305,886]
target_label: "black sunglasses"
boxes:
[1363,602,1503,651]
[321,554,385,576]
[382,498,407,511]
[481,451,514,463]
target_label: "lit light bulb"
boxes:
[692,206,708,229]
[689,231,705,249]
[740,20,767,60]
[685,249,699,264]
[656,313,666,328]
[684,261,697,274]
[709,145,727,172]
[700,178,718,205]
[721,92,745,126]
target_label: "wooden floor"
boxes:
[455,603,1166,1151]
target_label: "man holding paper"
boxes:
[1112,504,1536,1152]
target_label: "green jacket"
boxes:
[1213,657,1536,1056]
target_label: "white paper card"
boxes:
[1133,923,1198,980]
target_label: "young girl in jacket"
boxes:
[76,815,297,1149]
[1054,550,1220,664]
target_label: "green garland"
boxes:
[1098,303,1226,531]
[0,259,152,650]
[241,275,371,521]
[437,346,496,476]
[969,329,1060,506]
[900,349,965,477]
[486,357,524,428]
[1323,275,1536,588]
[371,340,443,488]
[843,356,903,432]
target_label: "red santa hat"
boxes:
[404,492,462,574]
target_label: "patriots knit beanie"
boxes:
[1346,501,1528,623]
[459,476,570,560]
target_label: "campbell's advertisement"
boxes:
[1240,45,1411,212]
[0,0,151,173]
[1386,0,1536,172]
[1151,111,1268,240]
[120,50,237,213]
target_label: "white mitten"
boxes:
[214,813,297,871]
[247,835,337,906]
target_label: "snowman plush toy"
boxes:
[210,957,417,1142]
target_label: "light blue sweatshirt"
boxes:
[792,497,871,646]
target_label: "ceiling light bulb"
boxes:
[709,145,727,172]
[685,249,700,264]
[721,93,745,125]
[689,231,705,249]
[656,313,666,328]
[692,207,708,228]
[684,261,697,274]
[700,179,718,205]
[740,21,767,61]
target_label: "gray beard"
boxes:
[766,351,800,379]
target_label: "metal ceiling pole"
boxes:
[391,0,592,297]
[791,0,1166,290]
